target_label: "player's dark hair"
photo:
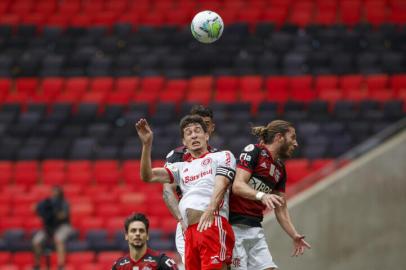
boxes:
[252,120,293,144]
[179,114,208,138]
[124,213,149,233]
[190,105,214,119]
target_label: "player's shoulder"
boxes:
[241,143,262,154]
[112,255,131,268]
[165,146,186,163]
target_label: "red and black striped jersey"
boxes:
[229,143,287,227]
[111,249,178,270]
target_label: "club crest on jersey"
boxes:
[201,157,212,166]
[244,144,255,152]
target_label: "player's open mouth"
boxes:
[192,141,200,146]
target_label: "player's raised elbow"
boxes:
[140,172,152,182]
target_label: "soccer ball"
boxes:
[191,10,224,44]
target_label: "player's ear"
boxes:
[124,233,128,241]
[204,132,209,142]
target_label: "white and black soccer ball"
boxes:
[191,10,224,44]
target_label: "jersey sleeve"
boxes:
[164,149,183,167]
[165,163,181,185]
[215,150,236,182]
[237,144,260,173]
[158,254,178,269]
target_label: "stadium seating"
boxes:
[1,1,406,268]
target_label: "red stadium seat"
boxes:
[67,252,95,265]
[14,171,38,187]
[214,90,239,103]
[0,265,18,270]
[140,77,165,93]
[97,251,124,265]
[95,203,122,218]
[89,77,114,93]
[11,252,34,269]
[318,88,344,104]
[160,79,188,103]
[344,89,369,101]
[15,161,38,172]
[78,217,105,234]
[94,171,121,186]
[366,74,389,91]
[66,171,93,186]
[0,217,24,232]
[70,202,94,217]
[265,76,289,92]
[42,171,66,185]
[340,75,364,91]
[0,205,10,217]
[315,75,339,93]
[120,192,146,205]
[189,76,214,92]
[0,252,12,265]
[116,77,139,92]
[159,218,178,234]
[240,76,263,93]
[185,89,212,105]
[216,76,239,92]
[15,78,38,96]
[65,77,89,93]
[42,160,66,173]
[0,161,13,185]
[390,74,406,94]
[93,160,119,171]
[105,217,125,235]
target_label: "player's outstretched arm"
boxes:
[273,191,311,256]
[198,175,230,232]
[136,119,172,184]
[232,168,284,208]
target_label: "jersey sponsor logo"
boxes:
[244,144,255,152]
[184,168,213,183]
[144,257,156,263]
[119,259,131,266]
[201,157,212,166]
[132,267,139,270]
[248,177,272,193]
[166,150,174,158]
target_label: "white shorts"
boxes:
[175,222,185,264]
[231,224,278,270]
